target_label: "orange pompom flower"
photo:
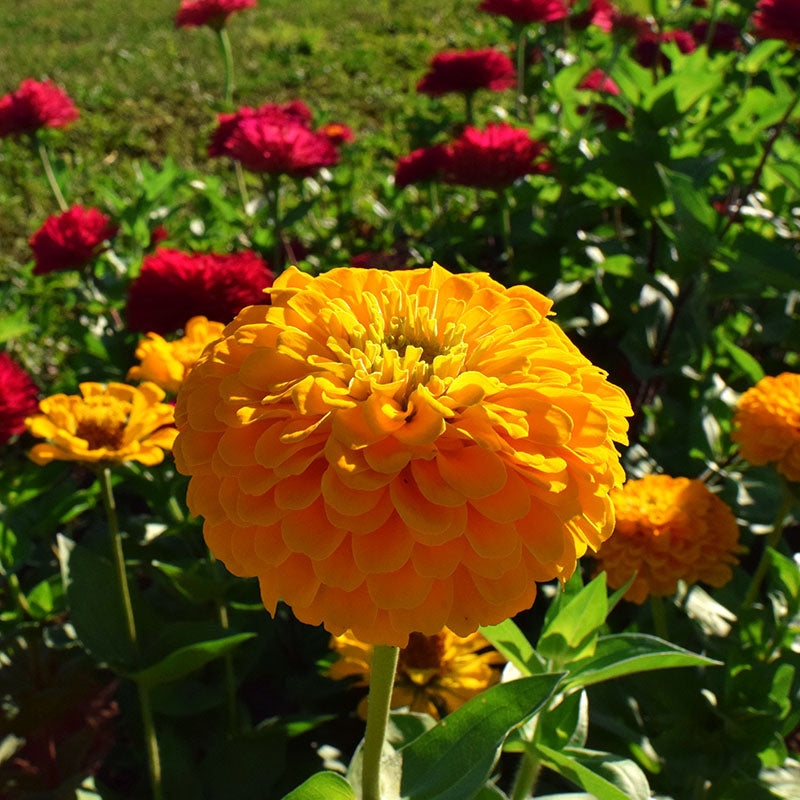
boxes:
[128,316,226,394]
[174,264,631,646]
[328,629,505,719]
[594,475,740,604]
[731,372,800,482]
[26,382,177,467]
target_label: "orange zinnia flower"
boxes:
[595,475,740,604]
[128,316,225,394]
[26,382,177,467]
[731,372,800,482]
[174,264,631,646]
[328,629,505,719]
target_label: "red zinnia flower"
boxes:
[579,68,620,95]
[577,69,626,128]
[319,122,354,144]
[394,145,447,188]
[691,21,741,50]
[209,116,338,177]
[29,206,118,276]
[570,0,615,31]
[126,248,274,334]
[442,123,550,189]
[634,30,696,71]
[417,49,516,96]
[349,252,407,270]
[0,79,78,138]
[0,353,39,445]
[752,0,800,43]
[479,0,569,23]
[175,0,256,30]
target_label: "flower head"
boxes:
[577,70,627,129]
[442,123,550,188]
[417,49,515,97]
[0,79,78,138]
[752,0,800,43]
[126,248,273,335]
[479,0,569,24]
[691,21,741,51]
[594,475,740,603]
[570,0,615,31]
[329,629,505,719]
[174,263,631,646]
[208,101,313,157]
[395,145,447,189]
[128,316,226,394]
[29,205,118,276]
[0,353,39,445]
[732,373,800,481]
[634,30,696,71]
[319,122,354,145]
[26,382,177,467]
[175,0,256,29]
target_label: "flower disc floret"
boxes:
[26,382,177,466]
[594,475,740,603]
[329,628,505,719]
[128,316,226,394]
[174,264,631,646]
[732,373,800,481]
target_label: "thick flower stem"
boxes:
[515,26,528,119]
[234,162,250,215]
[499,190,515,268]
[362,644,399,800]
[267,176,283,269]
[511,749,543,800]
[650,595,669,640]
[34,136,68,212]
[209,551,239,735]
[464,91,475,126]
[217,28,235,107]
[98,468,163,800]
[743,494,793,607]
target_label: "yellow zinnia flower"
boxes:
[328,629,505,719]
[594,474,740,604]
[128,316,226,394]
[731,372,800,482]
[26,382,177,466]
[174,264,632,645]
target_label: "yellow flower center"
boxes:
[74,396,130,451]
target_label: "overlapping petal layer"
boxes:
[175,264,631,645]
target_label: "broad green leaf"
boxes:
[281,772,356,800]
[537,745,650,800]
[474,785,510,800]
[564,633,719,691]
[400,674,563,800]
[538,573,608,665]
[480,618,543,676]
[731,232,800,293]
[58,535,136,668]
[128,632,256,688]
[538,690,588,751]
[387,711,437,748]
[606,573,636,617]
[767,548,800,607]
[717,337,765,383]
[0,309,34,343]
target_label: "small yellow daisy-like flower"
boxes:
[174,264,632,645]
[328,629,505,719]
[25,382,177,467]
[128,316,225,394]
[594,474,740,604]
[731,372,800,482]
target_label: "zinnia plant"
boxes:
[29,205,118,275]
[0,352,39,446]
[174,0,256,30]
[751,0,800,44]
[174,262,631,799]
[126,248,273,335]
[128,316,226,394]
[329,629,505,719]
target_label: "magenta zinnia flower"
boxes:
[479,0,569,23]
[0,353,39,445]
[751,0,800,43]
[0,79,78,138]
[417,49,516,96]
[175,0,256,29]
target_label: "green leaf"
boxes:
[767,547,800,607]
[538,746,650,800]
[538,573,608,665]
[479,618,543,676]
[538,691,588,751]
[731,231,800,292]
[0,309,34,343]
[606,573,636,617]
[57,535,136,668]
[387,711,437,748]
[717,337,765,383]
[400,673,563,800]
[128,632,256,688]
[564,633,719,691]
[281,772,356,800]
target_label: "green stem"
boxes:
[499,190,514,268]
[34,136,68,212]
[464,91,475,126]
[98,467,163,800]
[217,28,235,107]
[361,644,400,800]
[743,494,793,607]
[209,551,238,735]
[7,572,32,618]
[650,594,669,640]
[515,26,528,119]
[234,161,250,215]
[267,176,282,269]
[510,748,543,800]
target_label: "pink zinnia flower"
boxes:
[175,0,256,30]
[417,49,516,96]
[0,79,78,138]
[752,0,800,43]
[0,353,39,445]
[479,0,569,23]
[394,145,447,188]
